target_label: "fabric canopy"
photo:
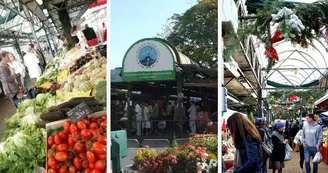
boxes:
[267,79,319,88]
[90,0,107,8]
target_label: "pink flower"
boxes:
[197,165,203,170]
[186,155,191,160]
[171,159,177,164]
[171,155,177,160]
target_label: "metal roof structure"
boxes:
[0,0,97,47]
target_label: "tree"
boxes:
[159,0,218,67]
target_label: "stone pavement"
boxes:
[267,151,328,173]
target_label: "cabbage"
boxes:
[47,97,57,107]
[21,113,41,127]
[17,99,35,113]
[35,93,51,105]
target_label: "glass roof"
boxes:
[265,24,328,87]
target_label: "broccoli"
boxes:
[95,81,107,105]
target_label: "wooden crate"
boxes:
[45,110,106,170]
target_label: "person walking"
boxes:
[188,102,197,136]
[294,128,305,173]
[270,122,289,173]
[291,120,301,152]
[302,114,323,173]
[226,112,263,173]
[0,50,22,108]
[23,45,42,86]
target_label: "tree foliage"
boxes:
[159,0,218,67]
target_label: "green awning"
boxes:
[267,80,319,88]
[0,6,22,25]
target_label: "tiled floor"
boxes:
[269,151,328,173]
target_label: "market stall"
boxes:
[0,44,108,172]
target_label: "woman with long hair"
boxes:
[227,113,263,173]
[8,53,26,92]
[269,122,289,173]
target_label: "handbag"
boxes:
[313,152,323,164]
[262,143,272,159]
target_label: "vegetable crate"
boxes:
[45,110,106,171]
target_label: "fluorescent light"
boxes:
[43,9,48,16]
[48,18,52,23]
[227,95,239,103]
[251,93,257,98]
[36,0,43,5]
[241,81,251,89]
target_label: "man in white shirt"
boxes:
[135,102,142,136]
[188,102,197,136]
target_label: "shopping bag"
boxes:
[313,152,323,164]
[284,145,292,161]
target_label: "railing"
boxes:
[111,119,216,138]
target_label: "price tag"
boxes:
[67,102,93,123]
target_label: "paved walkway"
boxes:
[268,151,328,173]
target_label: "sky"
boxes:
[110,0,197,69]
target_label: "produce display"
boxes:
[46,114,107,173]
[222,137,235,161]
[0,44,107,172]
[69,54,94,74]
[60,58,106,95]
[40,97,105,126]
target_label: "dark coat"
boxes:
[234,139,263,173]
[271,132,285,161]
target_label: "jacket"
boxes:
[271,131,285,162]
[302,122,323,149]
[234,139,263,173]
[0,62,18,98]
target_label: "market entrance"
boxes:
[111,38,218,139]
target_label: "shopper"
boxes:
[82,24,98,47]
[72,25,86,48]
[7,53,26,93]
[188,102,197,136]
[23,45,42,86]
[226,112,263,173]
[0,50,21,108]
[33,42,46,73]
[255,118,270,173]
[302,114,323,173]
[291,120,301,151]
[142,103,150,135]
[294,128,305,173]
[134,102,142,136]
[270,122,289,173]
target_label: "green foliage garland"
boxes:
[224,0,328,72]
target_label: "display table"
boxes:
[320,146,328,165]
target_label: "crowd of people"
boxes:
[0,42,47,109]
[224,113,325,173]
[111,100,218,136]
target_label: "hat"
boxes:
[276,122,284,130]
